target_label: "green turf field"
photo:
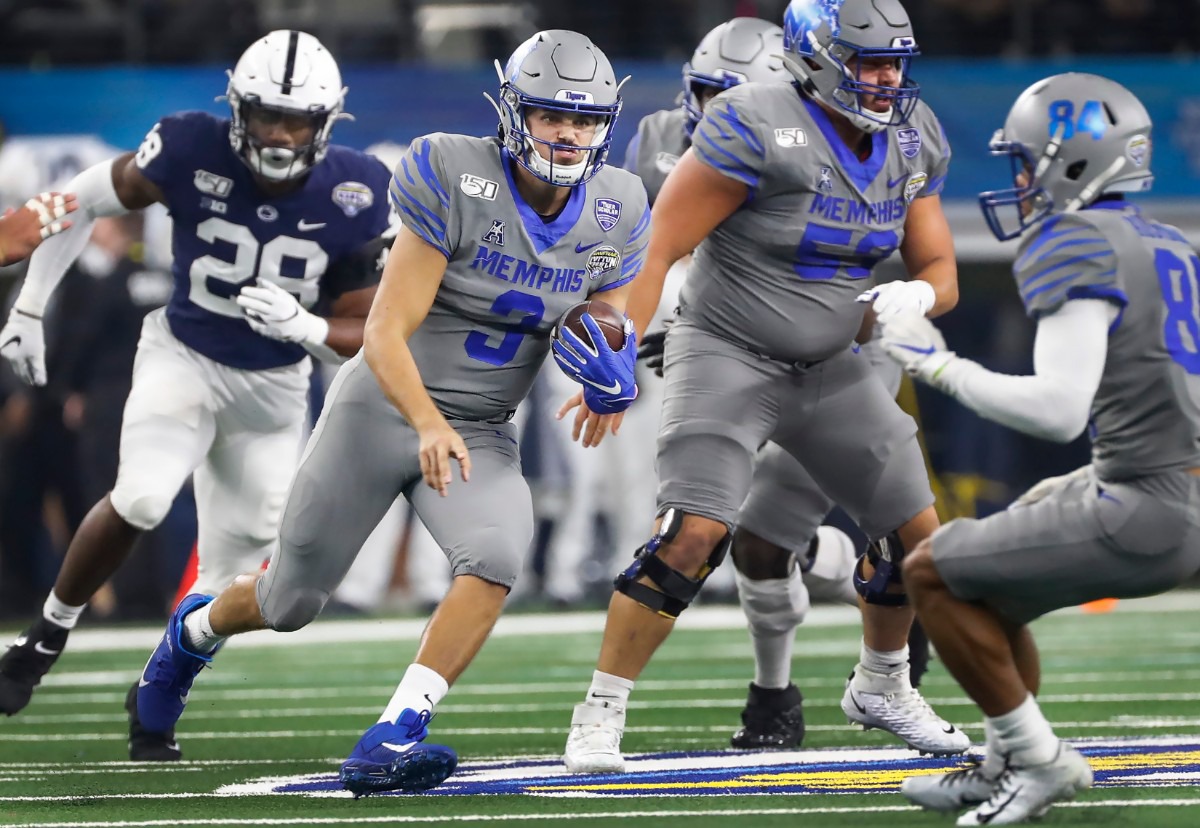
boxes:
[2,593,1199,827]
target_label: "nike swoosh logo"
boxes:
[297,220,327,231]
[381,741,416,754]
[848,690,868,715]
[1,335,21,350]
[575,241,603,254]
[976,787,1022,823]
[13,635,28,647]
[887,174,908,188]
[943,725,958,734]
[165,741,180,752]
[139,676,151,688]
[580,376,622,395]
[899,344,936,355]
[33,642,60,656]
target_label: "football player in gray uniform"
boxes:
[628,14,930,752]
[132,30,649,796]
[564,0,968,774]
[887,73,1200,826]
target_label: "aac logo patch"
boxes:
[1126,134,1150,167]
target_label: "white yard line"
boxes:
[10,799,1200,826]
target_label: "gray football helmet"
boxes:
[781,0,920,134]
[980,72,1154,241]
[683,17,787,135]
[487,30,627,187]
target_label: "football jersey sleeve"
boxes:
[915,108,952,199]
[133,112,203,192]
[691,92,767,194]
[389,136,454,259]
[596,198,651,294]
[1012,213,1125,318]
[316,229,393,310]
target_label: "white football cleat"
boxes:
[842,665,971,755]
[901,760,1000,812]
[956,743,1093,826]
[564,702,626,774]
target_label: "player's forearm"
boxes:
[363,326,444,429]
[935,360,1091,443]
[317,316,367,361]
[14,161,126,316]
[934,300,1113,442]
[912,255,958,318]
[625,255,671,341]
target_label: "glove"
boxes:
[552,313,639,413]
[878,310,956,387]
[636,324,670,378]
[236,280,329,346]
[857,279,935,322]
[0,308,47,386]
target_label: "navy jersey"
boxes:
[390,134,650,421]
[134,111,393,370]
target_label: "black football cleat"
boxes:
[125,681,182,761]
[730,682,805,750]
[0,617,70,715]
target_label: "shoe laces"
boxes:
[938,759,992,788]
[404,709,434,741]
[891,687,941,722]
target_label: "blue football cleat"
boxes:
[136,593,220,734]
[340,708,458,797]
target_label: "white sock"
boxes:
[585,670,634,708]
[379,663,450,724]
[43,592,86,630]
[987,693,1059,768]
[735,569,808,690]
[980,718,1004,778]
[181,603,225,654]
[860,640,910,676]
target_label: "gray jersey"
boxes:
[390,134,650,420]
[1012,202,1200,480]
[624,107,688,205]
[682,82,950,363]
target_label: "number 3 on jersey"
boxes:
[189,217,328,317]
[465,289,545,366]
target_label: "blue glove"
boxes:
[552,313,639,413]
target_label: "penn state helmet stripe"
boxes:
[281,30,300,95]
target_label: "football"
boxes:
[554,299,628,352]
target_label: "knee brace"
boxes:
[613,508,731,619]
[853,531,908,606]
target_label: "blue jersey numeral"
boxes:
[1154,247,1200,374]
[793,224,900,280]
[465,289,545,366]
[1047,99,1108,141]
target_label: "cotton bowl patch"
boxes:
[218,737,1200,798]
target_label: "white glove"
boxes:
[0,308,47,386]
[878,310,956,386]
[857,279,936,321]
[236,280,329,346]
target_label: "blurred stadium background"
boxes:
[0,0,1198,623]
